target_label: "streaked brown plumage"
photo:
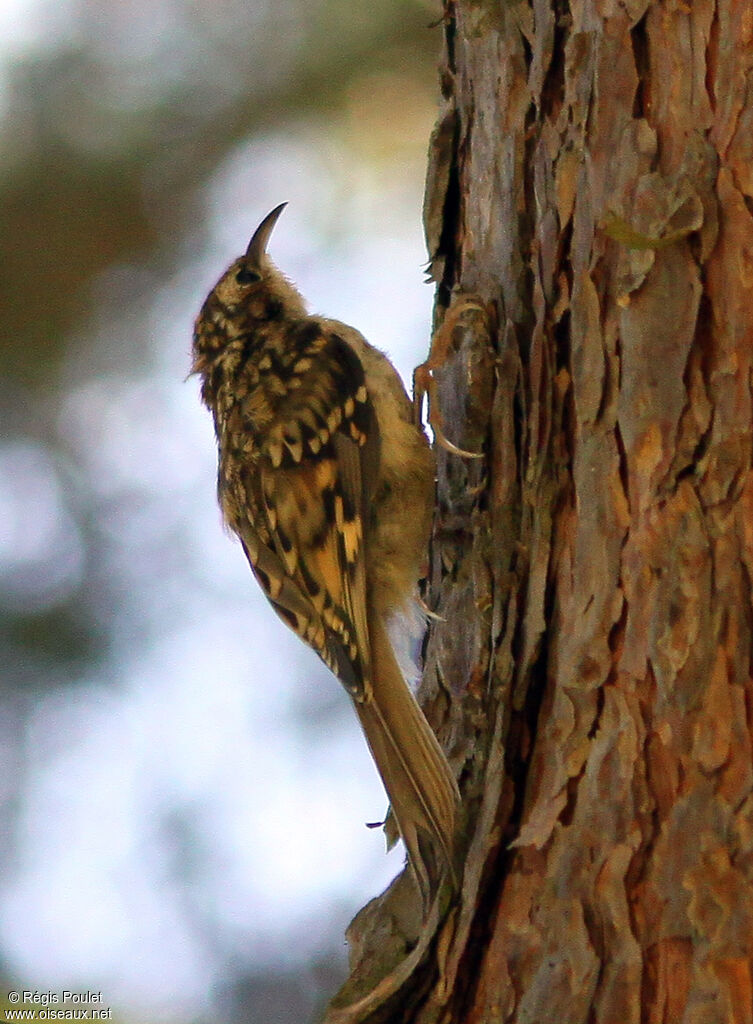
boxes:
[192,204,459,907]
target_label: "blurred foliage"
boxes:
[3,602,102,679]
[1,0,438,383]
[0,2,440,1021]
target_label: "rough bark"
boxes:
[324,0,753,1021]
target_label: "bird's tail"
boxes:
[354,614,460,909]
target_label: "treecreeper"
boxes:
[191,204,459,909]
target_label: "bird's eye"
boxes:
[235,266,262,285]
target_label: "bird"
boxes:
[191,203,459,908]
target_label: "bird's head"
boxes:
[191,202,306,375]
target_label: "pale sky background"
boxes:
[0,1,439,1020]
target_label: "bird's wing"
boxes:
[237,324,378,699]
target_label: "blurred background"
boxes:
[0,1,441,1020]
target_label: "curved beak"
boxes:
[245,202,287,268]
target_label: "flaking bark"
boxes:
[324,0,753,1021]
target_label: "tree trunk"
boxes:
[324,0,753,1021]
